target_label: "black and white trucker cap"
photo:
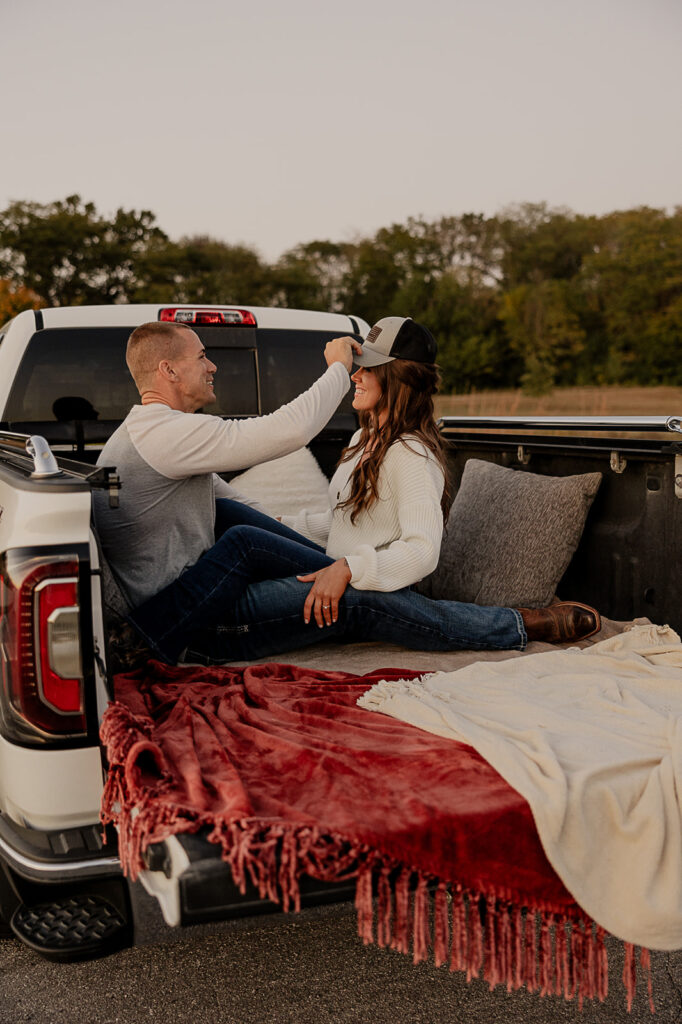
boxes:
[354,316,437,367]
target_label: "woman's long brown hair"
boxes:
[337,359,451,524]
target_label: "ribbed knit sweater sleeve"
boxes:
[280,508,334,548]
[127,363,349,478]
[337,441,445,592]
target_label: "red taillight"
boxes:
[0,555,86,738]
[37,577,82,714]
[159,307,257,327]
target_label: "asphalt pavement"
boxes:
[1,891,681,1024]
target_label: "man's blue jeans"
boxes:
[129,499,526,662]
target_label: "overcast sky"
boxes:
[3,0,681,261]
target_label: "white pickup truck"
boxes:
[0,302,680,965]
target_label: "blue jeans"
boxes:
[185,577,526,663]
[212,498,323,551]
[129,499,526,662]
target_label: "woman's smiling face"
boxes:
[351,366,383,415]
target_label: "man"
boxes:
[96,318,600,668]
[94,319,357,616]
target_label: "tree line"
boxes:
[1,195,680,393]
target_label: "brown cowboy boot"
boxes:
[518,602,601,644]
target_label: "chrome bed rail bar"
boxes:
[438,415,682,434]
[0,430,61,476]
[0,430,120,505]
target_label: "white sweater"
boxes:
[282,431,445,592]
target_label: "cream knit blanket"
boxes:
[358,623,682,950]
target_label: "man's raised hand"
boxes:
[324,336,363,373]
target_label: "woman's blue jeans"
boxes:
[129,499,526,663]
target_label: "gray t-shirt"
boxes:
[93,426,217,608]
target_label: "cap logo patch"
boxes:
[366,325,382,345]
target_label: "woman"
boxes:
[228,316,449,628]
[129,317,600,664]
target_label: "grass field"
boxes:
[434,385,682,419]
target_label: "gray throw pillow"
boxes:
[417,459,602,609]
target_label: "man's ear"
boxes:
[158,360,177,382]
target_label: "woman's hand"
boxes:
[297,559,352,628]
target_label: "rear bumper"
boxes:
[141,831,355,928]
[0,812,120,883]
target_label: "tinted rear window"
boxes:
[4,326,259,423]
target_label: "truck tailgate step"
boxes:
[10,894,131,962]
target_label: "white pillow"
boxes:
[230,447,330,517]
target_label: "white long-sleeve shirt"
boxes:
[94,362,349,607]
[121,361,349,477]
[282,431,445,592]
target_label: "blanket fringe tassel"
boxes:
[353,869,653,1012]
[100,703,654,1012]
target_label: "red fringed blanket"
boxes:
[100,660,650,1009]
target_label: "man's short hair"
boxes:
[126,321,191,391]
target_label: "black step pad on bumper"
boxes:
[11,893,132,962]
